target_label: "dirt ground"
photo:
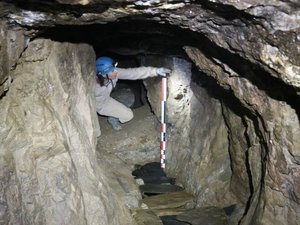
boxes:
[96,103,161,166]
[95,104,161,211]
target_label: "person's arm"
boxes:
[116,67,158,80]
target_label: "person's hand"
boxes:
[156,67,171,77]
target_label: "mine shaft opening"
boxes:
[36,20,275,224]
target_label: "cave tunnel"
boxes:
[0,1,299,225]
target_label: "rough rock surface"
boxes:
[185,47,300,225]
[145,57,234,208]
[176,206,229,225]
[0,21,27,96]
[0,38,135,225]
[0,1,299,225]
[165,4,300,88]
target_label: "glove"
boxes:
[156,67,171,77]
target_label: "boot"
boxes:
[107,117,122,131]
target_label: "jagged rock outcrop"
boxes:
[185,46,300,225]
[0,21,27,96]
[0,38,135,225]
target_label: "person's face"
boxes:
[107,71,118,79]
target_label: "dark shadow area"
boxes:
[132,162,180,196]
[0,78,13,100]
[38,21,197,59]
[1,0,108,16]
[104,55,148,109]
[241,117,255,213]
[111,79,147,109]
[160,216,191,225]
[0,90,8,100]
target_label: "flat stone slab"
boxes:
[138,176,176,185]
[176,207,229,225]
[142,191,194,210]
[153,208,190,217]
[133,209,163,225]
[160,216,191,225]
[139,184,184,194]
[132,162,166,178]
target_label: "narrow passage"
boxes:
[96,89,235,224]
[132,162,233,225]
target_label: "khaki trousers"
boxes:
[99,97,134,123]
[96,97,134,137]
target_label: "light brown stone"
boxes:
[176,207,228,225]
[133,209,164,225]
[142,191,194,210]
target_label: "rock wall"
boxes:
[0,38,135,225]
[165,3,300,88]
[0,21,27,96]
[145,57,235,208]
[145,49,300,225]
[185,46,300,225]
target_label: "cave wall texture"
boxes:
[144,56,234,209]
[0,37,136,225]
[0,0,299,225]
[185,46,300,225]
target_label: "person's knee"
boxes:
[120,109,133,123]
[125,109,134,122]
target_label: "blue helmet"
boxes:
[96,56,116,76]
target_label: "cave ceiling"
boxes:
[0,0,299,88]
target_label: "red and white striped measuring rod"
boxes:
[160,77,167,168]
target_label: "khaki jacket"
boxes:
[95,66,157,115]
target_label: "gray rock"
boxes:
[176,207,228,225]
[0,39,136,225]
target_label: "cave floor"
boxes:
[95,104,162,219]
[97,104,160,166]
[95,105,233,225]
